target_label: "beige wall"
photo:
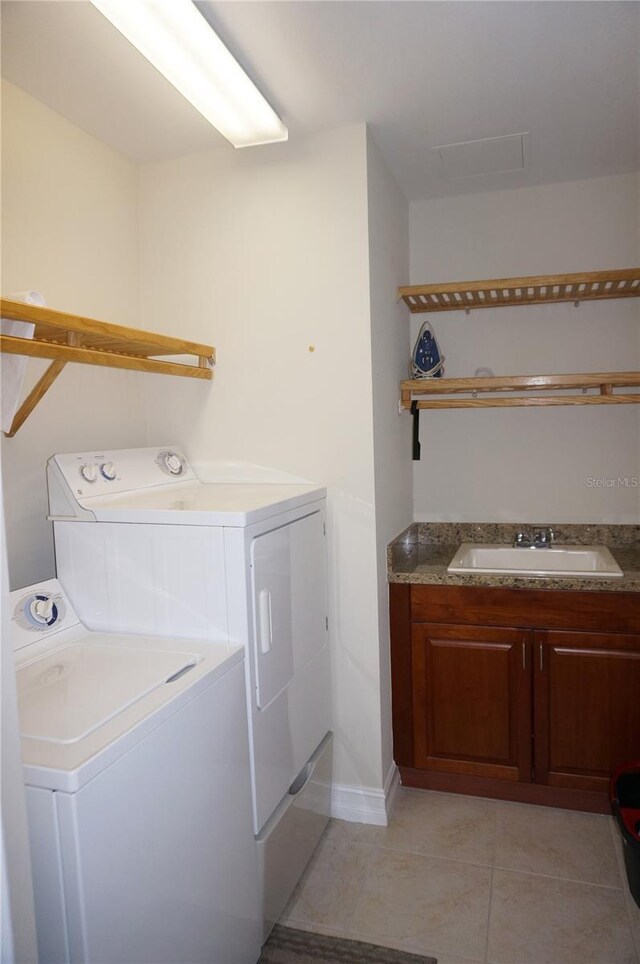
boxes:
[410,173,640,523]
[366,131,411,783]
[1,81,147,588]
[138,125,392,791]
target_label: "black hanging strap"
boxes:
[411,400,421,461]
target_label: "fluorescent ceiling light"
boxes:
[89,0,287,148]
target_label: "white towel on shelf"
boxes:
[1,290,47,433]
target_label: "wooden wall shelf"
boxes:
[401,372,640,410]
[398,267,640,458]
[0,298,215,436]
[399,269,640,313]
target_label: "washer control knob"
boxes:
[80,463,98,483]
[27,594,57,627]
[100,461,117,481]
[163,452,183,476]
[31,596,53,624]
[15,591,65,631]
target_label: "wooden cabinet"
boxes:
[390,583,640,812]
[412,623,531,782]
[534,630,640,795]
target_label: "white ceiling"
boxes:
[1,0,639,201]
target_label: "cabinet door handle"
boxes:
[522,640,526,670]
[539,644,544,672]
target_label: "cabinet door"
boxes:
[534,630,640,793]
[412,623,532,782]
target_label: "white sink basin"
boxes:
[447,544,623,578]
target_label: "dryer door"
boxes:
[251,509,326,711]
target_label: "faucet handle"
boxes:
[533,527,555,547]
[514,529,532,547]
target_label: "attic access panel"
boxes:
[433,132,530,179]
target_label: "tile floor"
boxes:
[280,788,640,964]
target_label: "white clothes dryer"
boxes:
[11,579,261,964]
[47,447,333,937]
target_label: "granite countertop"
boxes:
[387,523,640,593]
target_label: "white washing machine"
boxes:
[47,447,333,936]
[11,578,261,964]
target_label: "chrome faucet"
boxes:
[513,527,554,548]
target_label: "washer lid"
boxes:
[17,632,244,792]
[17,643,200,744]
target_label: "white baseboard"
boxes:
[330,763,400,827]
[384,762,401,822]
